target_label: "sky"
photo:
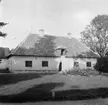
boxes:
[0,0,108,49]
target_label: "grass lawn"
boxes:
[0,72,108,102]
[0,73,42,86]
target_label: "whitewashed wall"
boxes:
[59,56,74,72]
[73,58,97,69]
[8,56,60,71]
[8,56,97,72]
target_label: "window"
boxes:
[86,62,91,67]
[42,61,48,67]
[61,49,65,55]
[0,59,2,63]
[25,61,32,67]
[74,62,79,67]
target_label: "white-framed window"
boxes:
[25,61,32,67]
[42,61,48,67]
[74,62,79,67]
[86,62,91,67]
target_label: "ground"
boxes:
[0,71,108,104]
[0,72,108,103]
[0,98,108,105]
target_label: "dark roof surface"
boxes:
[10,34,99,58]
[0,47,10,59]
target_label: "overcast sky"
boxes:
[0,0,108,49]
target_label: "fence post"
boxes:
[52,91,55,99]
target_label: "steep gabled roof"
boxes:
[10,33,99,58]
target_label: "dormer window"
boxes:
[61,49,64,55]
[61,49,67,55]
[56,45,67,56]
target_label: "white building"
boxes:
[7,30,99,73]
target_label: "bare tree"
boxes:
[81,15,108,57]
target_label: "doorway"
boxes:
[59,62,62,71]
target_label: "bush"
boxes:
[65,68,98,76]
[94,57,108,73]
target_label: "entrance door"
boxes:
[59,62,62,71]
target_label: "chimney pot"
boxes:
[67,33,72,38]
[39,29,44,37]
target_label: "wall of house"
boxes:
[8,56,61,72]
[59,56,74,71]
[8,56,97,72]
[73,58,97,69]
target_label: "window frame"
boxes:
[74,61,79,67]
[25,61,32,67]
[86,62,91,67]
[42,61,48,67]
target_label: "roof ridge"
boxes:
[29,33,68,38]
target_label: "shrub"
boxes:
[94,57,108,73]
[64,68,98,76]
